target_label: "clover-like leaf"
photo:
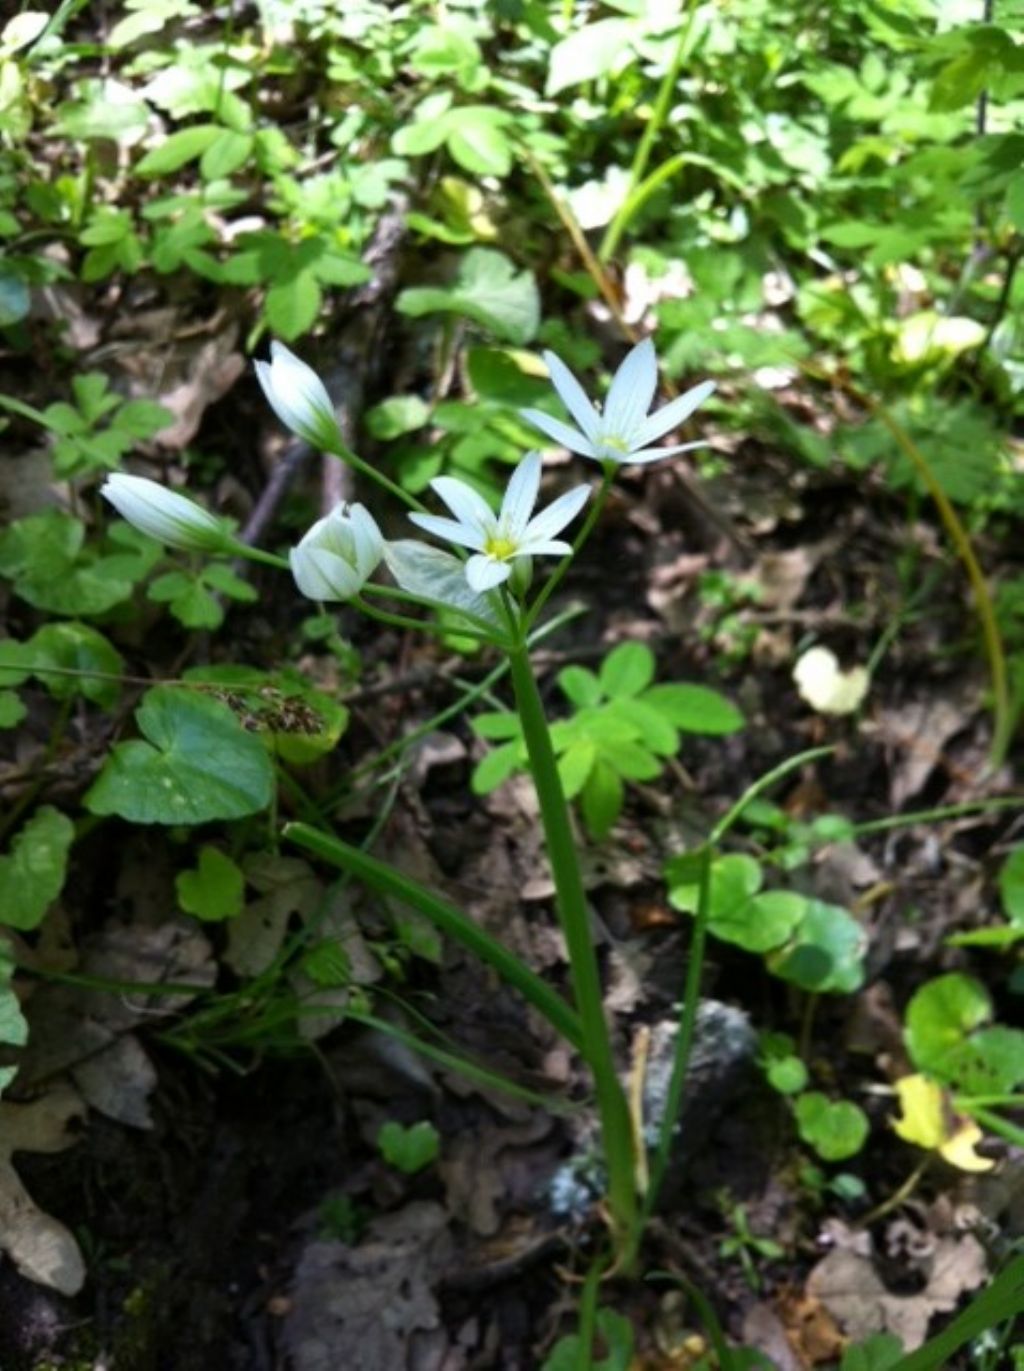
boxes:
[84,686,274,824]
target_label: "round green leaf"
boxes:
[905,973,991,1076]
[794,1092,869,1161]
[771,899,866,994]
[715,889,807,954]
[999,846,1024,923]
[0,807,75,931]
[176,846,245,922]
[767,1054,809,1095]
[84,686,275,824]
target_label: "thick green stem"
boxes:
[507,646,638,1253]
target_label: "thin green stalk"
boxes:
[640,842,711,1226]
[847,795,1024,838]
[869,399,1010,767]
[525,471,613,633]
[228,540,290,571]
[325,439,425,513]
[344,1009,572,1111]
[640,746,835,1225]
[353,595,496,645]
[574,1250,610,1371]
[598,0,702,263]
[507,645,638,1255]
[968,1105,1024,1148]
[283,821,584,1053]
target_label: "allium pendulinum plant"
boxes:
[102,337,718,1261]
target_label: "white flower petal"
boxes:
[256,342,339,447]
[603,338,658,440]
[290,545,362,601]
[429,476,495,531]
[408,512,488,551]
[519,408,599,458]
[101,473,228,553]
[466,554,511,592]
[543,352,602,441]
[632,379,716,448]
[349,503,385,577]
[520,538,572,556]
[522,482,590,543]
[499,452,541,537]
[616,439,708,465]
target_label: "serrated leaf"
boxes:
[84,686,274,824]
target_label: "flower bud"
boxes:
[254,341,342,450]
[289,502,384,602]
[101,473,231,553]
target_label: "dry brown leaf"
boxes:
[0,1086,86,1295]
[806,1222,987,1349]
[282,1201,453,1371]
[224,854,322,978]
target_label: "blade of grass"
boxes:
[283,821,584,1054]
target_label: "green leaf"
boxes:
[557,666,602,708]
[265,270,321,339]
[643,683,744,735]
[599,642,655,699]
[905,973,992,1077]
[472,711,522,742]
[599,739,660,781]
[397,248,539,345]
[84,686,275,824]
[446,107,512,177]
[839,1334,904,1371]
[581,759,623,839]
[176,846,245,921]
[0,691,26,729]
[772,900,867,994]
[472,740,523,794]
[365,395,431,440]
[667,852,761,914]
[377,1119,439,1174]
[135,124,221,176]
[0,807,75,931]
[767,1055,809,1095]
[606,698,678,756]
[26,622,123,708]
[0,936,27,1047]
[999,846,1024,923]
[546,18,636,96]
[200,129,254,180]
[715,889,807,955]
[558,739,597,798]
[794,1093,869,1161]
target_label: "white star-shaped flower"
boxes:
[521,337,715,465]
[408,451,590,593]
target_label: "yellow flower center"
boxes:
[484,533,518,560]
[602,433,630,452]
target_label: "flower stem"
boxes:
[507,644,638,1256]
